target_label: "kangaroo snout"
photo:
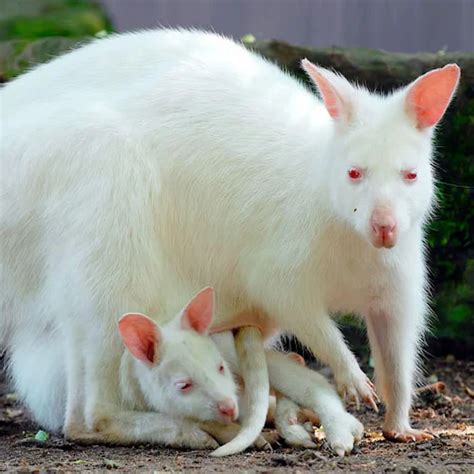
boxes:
[370,208,397,248]
[218,398,238,422]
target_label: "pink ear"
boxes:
[181,287,214,335]
[301,59,352,121]
[118,313,161,366]
[405,64,460,129]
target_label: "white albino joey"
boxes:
[118,287,239,424]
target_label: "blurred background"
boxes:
[0,0,473,356]
[102,0,474,53]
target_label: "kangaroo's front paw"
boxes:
[334,365,379,411]
[383,427,434,443]
[323,412,364,456]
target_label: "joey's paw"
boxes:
[260,430,280,447]
[335,368,379,412]
[281,423,317,449]
[383,428,434,443]
[323,412,364,456]
[181,427,219,450]
[275,397,317,448]
[252,433,274,451]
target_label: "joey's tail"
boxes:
[211,326,269,457]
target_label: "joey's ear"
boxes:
[180,287,214,335]
[118,313,161,366]
[405,64,460,129]
[301,59,354,122]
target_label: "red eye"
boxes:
[403,170,417,181]
[348,168,362,180]
[176,380,193,393]
[218,363,225,374]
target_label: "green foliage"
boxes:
[0,9,107,41]
[425,87,474,343]
[0,0,111,81]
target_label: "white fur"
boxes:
[1,28,452,447]
[210,326,269,456]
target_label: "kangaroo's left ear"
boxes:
[405,64,460,130]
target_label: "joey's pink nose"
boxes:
[370,209,397,248]
[218,398,237,421]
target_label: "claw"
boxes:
[364,395,379,413]
[383,428,434,443]
[336,372,379,412]
[354,393,360,411]
[367,379,377,391]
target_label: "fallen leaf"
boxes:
[415,381,445,394]
[414,407,437,419]
[5,408,23,418]
[463,385,474,398]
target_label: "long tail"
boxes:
[211,326,269,457]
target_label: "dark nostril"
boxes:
[372,224,396,235]
[381,224,396,233]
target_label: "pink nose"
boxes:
[370,208,397,248]
[218,398,237,420]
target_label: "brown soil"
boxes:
[1,357,472,473]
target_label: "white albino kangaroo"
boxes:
[1,28,459,451]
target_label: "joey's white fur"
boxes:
[1,28,459,447]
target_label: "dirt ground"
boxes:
[1,357,472,473]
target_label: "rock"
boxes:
[248,40,474,88]
[0,37,88,81]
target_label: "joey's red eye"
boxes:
[176,380,193,393]
[218,363,225,374]
[403,170,417,181]
[348,168,362,180]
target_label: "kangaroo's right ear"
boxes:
[301,59,354,124]
[180,287,215,335]
[118,313,161,366]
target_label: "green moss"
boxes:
[0,0,111,81]
[0,9,108,41]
